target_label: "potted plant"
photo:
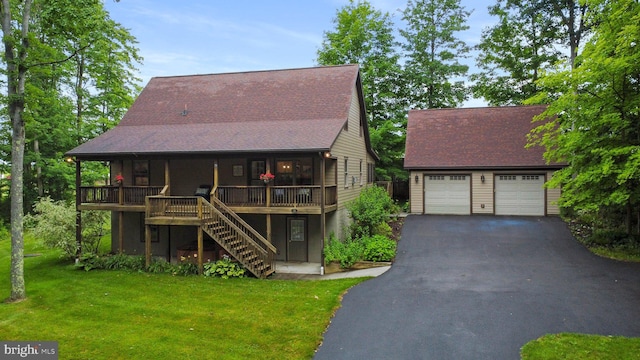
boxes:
[259,171,275,184]
[115,173,124,186]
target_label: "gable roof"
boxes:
[67,64,373,159]
[404,105,561,170]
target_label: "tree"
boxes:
[471,0,564,105]
[472,0,591,105]
[317,0,406,180]
[1,0,140,301]
[400,0,471,109]
[528,0,640,234]
[2,0,33,302]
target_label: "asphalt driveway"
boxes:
[314,215,640,359]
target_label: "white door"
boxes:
[495,175,545,216]
[424,175,470,215]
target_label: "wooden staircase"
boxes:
[201,197,276,278]
[146,195,276,278]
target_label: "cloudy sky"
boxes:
[103,0,496,107]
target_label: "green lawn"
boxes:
[0,236,365,359]
[521,333,640,360]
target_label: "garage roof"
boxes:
[404,105,562,169]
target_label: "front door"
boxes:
[287,217,308,262]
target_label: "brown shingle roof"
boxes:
[404,105,561,169]
[68,65,362,158]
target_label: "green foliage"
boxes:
[347,185,398,239]
[324,234,364,269]
[527,0,640,234]
[24,197,108,259]
[471,0,565,106]
[400,0,471,108]
[203,256,246,279]
[317,0,405,180]
[362,235,396,262]
[372,221,392,238]
[24,197,77,258]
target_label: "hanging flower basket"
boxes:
[115,173,124,186]
[259,171,275,184]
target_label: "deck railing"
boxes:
[80,186,164,205]
[215,185,337,207]
[80,185,337,208]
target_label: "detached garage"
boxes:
[404,105,564,216]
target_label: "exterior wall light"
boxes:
[415,175,419,183]
[481,174,485,183]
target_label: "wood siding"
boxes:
[330,86,369,211]
[409,171,423,214]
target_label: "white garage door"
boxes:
[424,175,470,215]
[495,175,545,216]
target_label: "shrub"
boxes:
[25,197,109,259]
[362,235,396,262]
[203,256,246,279]
[323,234,364,268]
[347,186,398,239]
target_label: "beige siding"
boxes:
[472,172,494,214]
[546,171,561,215]
[330,86,369,212]
[409,171,423,213]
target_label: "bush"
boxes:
[362,235,396,262]
[203,256,246,279]
[324,234,364,268]
[25,197,109,259]
[347,186,398,239]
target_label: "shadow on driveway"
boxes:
[314,215,640,360]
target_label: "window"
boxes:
[249,160,266,186]
[133,160,149,186]
[367,163,375,183]
[429,175,445,181]
[522,175,540,181]
[499,175,517,181]
[450,175,466,181]
[344,157,349,188]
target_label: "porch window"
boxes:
[250,160,266,185]
[133,160,149,186]
[275,159,313,186]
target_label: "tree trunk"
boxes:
[2,0,33,302]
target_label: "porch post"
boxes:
[75,159,82,260]
[197,226,204,275]
[320,153,326,275]
[212,159,218,202]
[265,160,272,242]
[144,223,151,268]
[164,160,170,196]
[118,212,124,253]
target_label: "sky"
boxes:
[103,0,496,107]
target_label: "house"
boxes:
[404,105,563,216]
[66,64,378,278]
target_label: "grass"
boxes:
[521,333,640,360]
[0,235,365,359]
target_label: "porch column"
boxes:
[265,160,272,243]
[75,159,82,260]
[118,212,124,253]
[197,226,204,275]
[212,159,218,202]
[145,223,151,268]
[320,153,326,274]
[164,160,170,195]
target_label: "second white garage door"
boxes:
[424,175,470,215]
[495,175,545,216]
